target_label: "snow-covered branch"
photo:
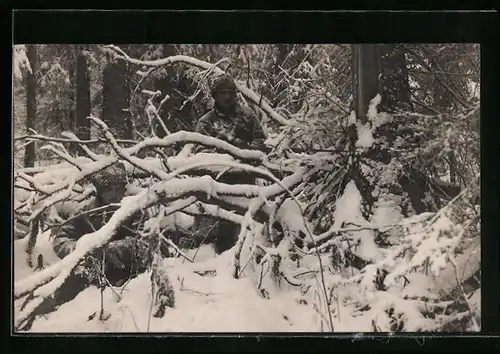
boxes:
[14,133,137,145]
[106,44,292,126]
[309,212,436,248]
[14,122,297,207]
[15,166,305,298]
[90,116,170,180]
[39,145,83,171]
[126,130,267,162]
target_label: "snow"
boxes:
[332,181,363,230]
[14,230,60,282]
[264,134,283,147]
[330,181,382,263]
[355,122,375,148]
[349,94,387,149]
[467,79,480,100]
[384,211,468,291]
[275,198,307,235]
[160,210,195,232]
[13,206,427,332]
[150,166,305,206]
[371,200,403,229]
[398,273,436,299]
[372,111,393,129]
[14,214,480,333]
[367,94,382,121]
[21,249,318,332]
[432,236,480,293]
[348,111,357,126]
[13,43,482,333]
[355,229,382,263]
[129,131,267,161]
[13,45,32,80]
[15,186,159,299]
[469,288,480,318]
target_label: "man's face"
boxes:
[214,88,236,111]
[98,183,127,205]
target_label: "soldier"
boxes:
[50,163,154,306]
[190,74,269,254]
[195,74,268,152]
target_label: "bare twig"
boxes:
[160,234,193,263]
[145,99,171,136]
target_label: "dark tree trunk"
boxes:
[68,59,76,132]
[349,45,358,114]
[379,44,413,112]
[24,45,37,168]
[102,55,132,139]
[353,44,381,125]
[76,45,91,141]
[64,50,77,155]
[350,44,380,147]
[348,44,382,216]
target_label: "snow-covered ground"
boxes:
[14,232,320,332]
[13,202,481,333]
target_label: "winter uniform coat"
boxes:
[195,105,267,152]
[51,205,153,304]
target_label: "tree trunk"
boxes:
[75,45,91,141]
[68,58,76,132]
[379,44,413,112]
[63,50,77,155]
[353,44,380,125]
[24,45,37,168]
[348,44,381,216]
[102,55,132,139]
[350,43,380,147]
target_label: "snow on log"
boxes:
[126,130,267,162]
[150,166,306,204]
[275,198,309,238]
[183,202,246,225]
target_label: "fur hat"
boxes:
[87,162,128,191]
[210,74,237,97]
